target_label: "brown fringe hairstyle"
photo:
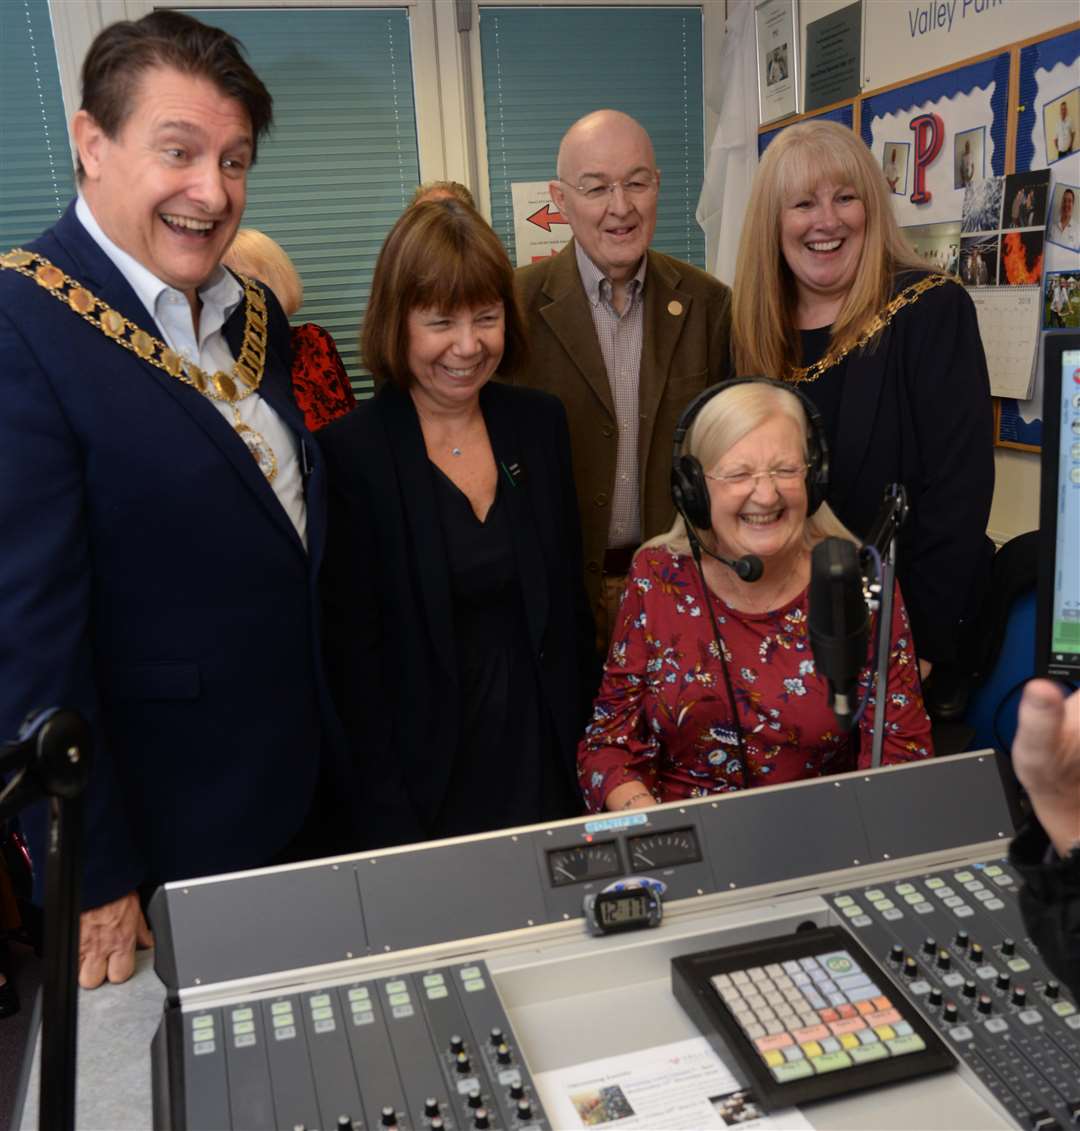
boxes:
[732,120,930,380]
[362,199,529,389]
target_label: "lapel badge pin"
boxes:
[667,300,683,317]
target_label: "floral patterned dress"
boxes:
[577,548,933,812]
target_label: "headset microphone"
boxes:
[689,531,764,582]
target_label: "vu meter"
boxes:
[546,841,621,887]
[628,828,702,872]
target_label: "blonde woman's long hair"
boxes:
[732,120,931,380]
[644,381,857,557]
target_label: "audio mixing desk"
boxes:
[15,750,1079,1130]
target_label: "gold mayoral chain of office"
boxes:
[786,273,950,385]
[0,247,278,482]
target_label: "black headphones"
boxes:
[670,376,830,530]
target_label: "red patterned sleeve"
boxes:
[856,581,935,767]
[576,556,663,812]
[289,323,356,432]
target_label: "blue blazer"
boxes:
[0,203,345,908]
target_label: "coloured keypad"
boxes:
[711,949,926,1081]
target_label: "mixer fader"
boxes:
[152,959,550,1131]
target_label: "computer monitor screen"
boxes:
[1036,333,1080,681]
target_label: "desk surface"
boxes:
[18,951,161,1131]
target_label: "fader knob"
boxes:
[922,937,937,956]
[490,1027,505,1046]
[497,1043,513,1065]
[902,956,918,978]
[1001,938,1016,956]
[943,1002,959,1023]
[450,1034,465,1054]
[516,1099,533,1121]
[889,944,904,964]
[455,1052,471,1074]
[337,1118,352,1131]
[996,972,1011,992]
[970,943,984,963]
[474,1107,491,1130]
[424,1099,440,1118]
[430,1121,445,1131]
[380,1106,397,1128]
[1012,987,1027,1007]
[467,1089,483,1110]
[955,930,970,950]
[962,980,977,999]
[977,995,993,1015]
[936,950,951,971]
[929,987,943,1007]
[509,1082,526,1101]
[1045,982,1060,1000]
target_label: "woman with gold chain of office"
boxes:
[732,120,995,690]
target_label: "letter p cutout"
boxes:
[908,113,944,205]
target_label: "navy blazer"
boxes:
[0,204,344,908]
[318,381,596,849]
[815,274,995,664]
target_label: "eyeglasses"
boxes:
[558,172,658,202]
[704,465,808,490]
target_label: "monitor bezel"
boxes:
[1035,331,1080,681]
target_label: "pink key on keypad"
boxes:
[865,1008,902,1027]
[828,1017,867,1036]
[791,1023,830,1043]
[754,1032,794,1052]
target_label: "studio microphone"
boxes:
[808,537,868,732]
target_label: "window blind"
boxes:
[479,6,705,269]
[182,7,421,397]
[0,0,75,251]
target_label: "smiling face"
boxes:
[706,416,808,565]
[74,66,252,304]
[406,303,505,411]
[780,180,866,326]
[1062,190,1075,226]
[550,112,659,285]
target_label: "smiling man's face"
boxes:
[75,65,252,303]
[550,112,659,285]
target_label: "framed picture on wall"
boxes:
[755,0,799,125]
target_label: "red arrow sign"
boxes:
[526,204,566,232]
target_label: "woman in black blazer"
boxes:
[319,200,595,849]
[732,120,994,676]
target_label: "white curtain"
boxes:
[696,0,761,286]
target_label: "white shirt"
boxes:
[1051,214,1079,250]
[75,197,307,548]
[1056,114,1075,156]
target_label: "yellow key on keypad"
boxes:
[763,1049,785,1068]
[801,1041,823,1058]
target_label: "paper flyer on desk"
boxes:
[533,1036,813,1130]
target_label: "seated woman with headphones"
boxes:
[578,379,933,813]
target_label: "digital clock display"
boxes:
[587,887,662,935]
[599,892,650,925]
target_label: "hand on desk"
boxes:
[78,891,154,989]
[1012,679,1080,858]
